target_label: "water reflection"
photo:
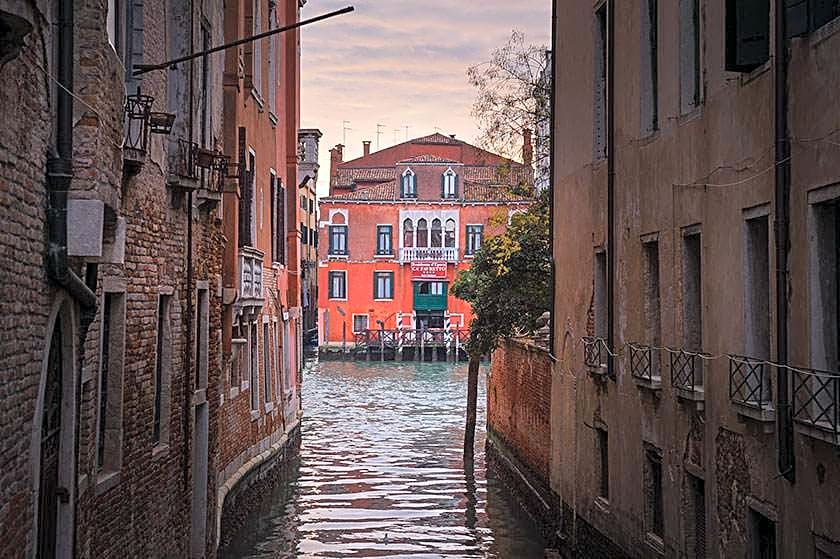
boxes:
[222,360,545,559]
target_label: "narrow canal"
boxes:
[222,359,545,559]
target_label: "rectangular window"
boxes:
[196,287,209,390]
[153,294,171,446]
[810,197,839,374]
[645,447,664,538]
[683,230,702,357]
[402,171,417,198]
[98,291,126,471]
[750,509,776,559]
[686,473,706,559]
[377,225,393,255]
[374,271,394,300]
[252,0,262,94]
[353,314,369,333]
[309,199,314,214]
[643,239,661,377]
[329,225,348,255]
[679,0,701,114]
[276,180,286,264]
[249,322,259,411]
[329,271,347,299]
[725,0,770,72]
[791,0,840,35]
[593,3,608,159]
[273,321,281,402]
[301,223,308,245]
[595,427,609,500]
[466,225,484,255]
[442,170,458,198]
[270,172,277,261]
[267,5,276,114]
[744,212,771,361]
[641,0,658,134]
[246,150,256,245]
[594,249,608,340]
[263,322,272,403]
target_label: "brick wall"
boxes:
[488,338,552,482]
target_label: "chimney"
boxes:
[329,144,344,194]
[522,128,533,167]
[362,140,371,157]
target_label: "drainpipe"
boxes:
[183,0,196,498]
[606,0,616,380]
[548,1,557,357]
[774,0,794,483]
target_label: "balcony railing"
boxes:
[793,367,840,443]
[400,247,458,262]
[239,246,264,303]
[629,343,661,385]
[729,355,773,410]
[582,336,608,372]
[670,349,704,395]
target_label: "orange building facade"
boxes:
[318,133,534,349]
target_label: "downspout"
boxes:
[774,0,794,483]
[183,0,196,497]
[606,0,616,379]
[548,2,557,357]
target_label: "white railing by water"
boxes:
[400,247,458,262]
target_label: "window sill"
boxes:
[732,400,775,429]
[264,401,274,413]
[249,87,265,109]
[738,60,771,86]
[644,533,664,556]
[241,380,250,391]
[588,364,609,380]
[94,470,121,496]
[328,254,349,260]
[677,105,704,127]
[675,387,705,412]
[250,409,261,422]
[374,298,394,302]
[152,443,170,460]
[637,129,660,147]
[794,419,840,446]
[374,254,395,258]
[329,298,348,302]
[633,375,663,392]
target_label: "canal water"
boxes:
[222,359,546,559]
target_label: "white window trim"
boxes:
[328,270,348,301]
[443,167,457,197]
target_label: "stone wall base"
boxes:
[217,425,302,551]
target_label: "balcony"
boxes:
[670,349,705,408]
[729,355,775,425]
[629,343,662,390]
[582,336,608,377]
[239,246,264,308]
[794,367,840,446]
[400,247,458,263]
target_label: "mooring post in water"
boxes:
[397,328,403,361]
[342,321,346,360]
[365,330,371,361]
[419,328,425,362]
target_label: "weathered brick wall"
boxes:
[488,338,552,482]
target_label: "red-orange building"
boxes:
[318,133,534,350]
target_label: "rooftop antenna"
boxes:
[376,124,386,150]
[342,120,351,146]
[434,126,442,133]
[404,125,410,141]
[393,129,400,144]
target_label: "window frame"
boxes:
[352,314,369,333]
[374,271,395,300]
[401,168,417,198]
[376,225,394,256]
[465,224,484,255]
[328,270,347,300]
[328,225,348,256]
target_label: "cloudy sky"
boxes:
[299,0,552,195]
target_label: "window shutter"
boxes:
[785,0,809,37]
[373,273,377,299]
[441,174,445,198]
[725,0,770,72]
[454,175,459,198]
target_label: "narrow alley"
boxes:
[221,360,545,558]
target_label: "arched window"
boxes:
[431,219,442,247]
[401,168,416,198]
[442,168,457,198]
[417,218,428,248]
[403,219,414,248]
[445,219,456,248]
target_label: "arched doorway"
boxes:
[33,296,77,559]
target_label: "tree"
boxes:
[467,31,551,169]
[451,190,552,455]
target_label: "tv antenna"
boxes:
[342,120,351,145]
[376,124,386,150]
[404,125,410,141]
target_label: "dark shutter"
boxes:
[454,174,459,198]
[373,272,377,299]
[237,127,250,247]
[441,174,445,198]
[278,183,286,264]
[270,176,276,262]
[726,0,770,72]
[786,0,810,36]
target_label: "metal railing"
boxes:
[793,367,840,437]
[729,355,773,410]
[172,138,199,180]
[400,247,458,262]
[629,343,659,382]
[670,349,704,393]
[353,328,467,350]
[582,336,608,370]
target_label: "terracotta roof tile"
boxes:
[327,180,397,201]
[462,181,531,202]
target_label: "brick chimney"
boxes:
[522,129,533,167]
[329,144,344,194]
[362,140,371,157]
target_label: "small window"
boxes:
[301,223,308,246]
[643,239,661,377]
[249,322,259,411]
[644,447,664,538]
[445,219,456,248]
[749,509,776,559]
[679,0,702,114]
[377,225,393,255]
[263,322,272,403]
[595,427,609,500]
[403,219,414,248]
[401,168,417,198]
[309,199,314,214]
[152,294,171,446]
[725,0,770,73]
[466,225,484,255]
[683,230,702,354]
[418,282,445,295]
[417,219,429,248]
[329,271,347,299]
[442,168,458,198]
[353,314,369,333]
[99,291,126,472]
[300,195,306,209]
[641,0,659,134]
[374,272,394,300]
[329,225,348,255]
[594,250,608,340]
[431,219,442,248]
